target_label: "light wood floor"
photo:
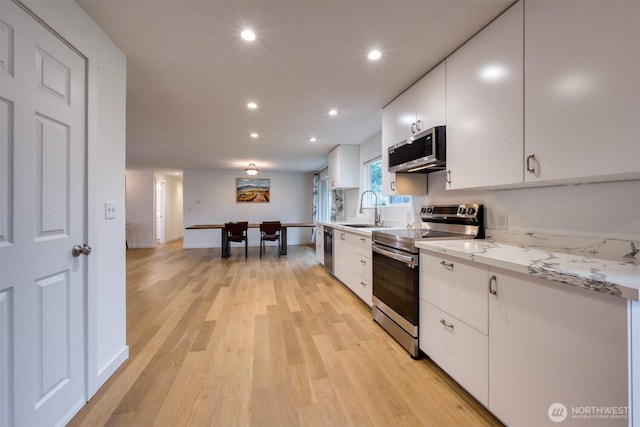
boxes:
[69,240,502,426]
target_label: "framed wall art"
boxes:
[236,178,270,203]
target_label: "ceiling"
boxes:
[76,0,513,173]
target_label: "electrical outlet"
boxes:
[496,212,508,230]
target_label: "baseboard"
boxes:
[128,243,155,249]
[55,398,86,427]
[183,241,313,249]
[88,345,129,398]
[183,243,219,249]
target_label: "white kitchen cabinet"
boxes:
[381,101,396,196]
[445,1,523,189]
[419,253,488,334]
[419,252,489,405]
[382,97,429,197]
[332,229,372,306]
[315,224,324,265]
[328,145,360,189]
[333,230,349,281]
[395,63,446,144]
[420,300,488,406]
[488,268,628,427]
[523,0,640,184]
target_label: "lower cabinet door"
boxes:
[354,274,372,307]
[488,270,628,427]
[420,299,488,406]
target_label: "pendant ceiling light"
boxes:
[245,163,259,176]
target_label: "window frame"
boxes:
[361,157,411,208]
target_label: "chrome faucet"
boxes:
[359,190,381,226]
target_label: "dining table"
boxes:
[185,222,315,258]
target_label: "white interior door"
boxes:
[0,2,88,425]
[155,180,165,244]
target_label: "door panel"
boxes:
[36,114,69,238]
[0,97,12,245]
[36,47,71,104]
[0,289,11,426]
[36,272,70,406]
[0,1,87,425]
[0,19,14,75]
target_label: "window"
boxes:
[362,157,410,208]
[318,176,330,222]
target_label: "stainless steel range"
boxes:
[371,204,484,357]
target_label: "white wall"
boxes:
[156,173,184,243]
[23,0,128,397]
[125,170,155,248]
[183,169,314,248]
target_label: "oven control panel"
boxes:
[421,203,481,219]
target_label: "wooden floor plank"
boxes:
[69,240,502,427]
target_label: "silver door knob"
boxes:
[72,244,92,257]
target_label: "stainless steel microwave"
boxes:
[388,126,446,173]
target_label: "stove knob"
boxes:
[467,207,476,215]
[457,207,466,215]
[426,207,434,214]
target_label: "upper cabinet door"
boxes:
[382,101,397,195]
[328,145,360,189]
[414,62,446,132]
[446,1,524,190]
[394,62,447,145]
[394,88,416,144]
[524,0,640,183]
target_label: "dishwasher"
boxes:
[323,226,333,273]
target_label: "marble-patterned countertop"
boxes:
[415,240,640,301]
[316,221,391,237]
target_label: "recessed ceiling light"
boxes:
[247,102,258,109]
[309,137,317,142]
[250,132,259,138]
[241,29,256,41]
[328,109,338,116]
[368,49,382,61]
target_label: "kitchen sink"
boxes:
[341,223,387,228]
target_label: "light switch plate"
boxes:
[105,201,116,220]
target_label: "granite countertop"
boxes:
[415,240,640,301]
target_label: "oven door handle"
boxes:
[372,244,417,268]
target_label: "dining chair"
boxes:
[224,221,248,259]
[259,221,281,258]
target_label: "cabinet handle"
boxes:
[416,120,423,132]
[410,122,416,134]
[489,275,498,296]
[446,170,451,184]
[360,281,367,288]
[440,260,454,269]
[390,181,395,191]
[526,153,536,173]
[440,319,454,330]
[360,259,366,265]
[360,237,366,242]
[340,233,345,240]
